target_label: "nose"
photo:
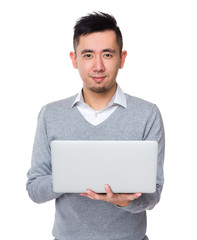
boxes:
[92,55,105,72]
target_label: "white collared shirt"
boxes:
[72,85,127,126]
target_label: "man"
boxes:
[26,12,165,240]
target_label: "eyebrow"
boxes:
[80,48,116,55]
[80,49,94,55]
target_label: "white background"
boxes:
[0,0,197,239]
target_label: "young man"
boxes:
[26,12,165,240]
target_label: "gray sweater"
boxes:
[26,93,165,240]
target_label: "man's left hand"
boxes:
[80,184,142,207]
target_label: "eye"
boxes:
[104,53,113,59]
[83,54,93,59]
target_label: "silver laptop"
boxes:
[51,140,158,193]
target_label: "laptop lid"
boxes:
[51,140,158,193]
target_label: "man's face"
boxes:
[70,30,127,93]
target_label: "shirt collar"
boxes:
[71,84,127,109]
[113,84,127,108]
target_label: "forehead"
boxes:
[76,30,118,52]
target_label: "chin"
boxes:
[89,86,108,93]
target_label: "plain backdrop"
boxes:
[0,0,197,239]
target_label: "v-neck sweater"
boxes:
[72,84,127,126]
[26,93,165,240]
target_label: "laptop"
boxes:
[51,140,158,193]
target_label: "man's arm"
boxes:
[80,105,165,213]
[26,106,62,203]
[123,104,165,213]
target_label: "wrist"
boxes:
[116,200,131,207]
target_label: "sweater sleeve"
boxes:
[122,105,165,213]
[26,106,62,203]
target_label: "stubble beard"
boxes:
[88,74,108,93]
[86,74,117,93]
[89,86,108,93]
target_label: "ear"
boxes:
[70,51,78,69]
[119,50,127,69]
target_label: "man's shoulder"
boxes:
[39,95,77,118]
[125,93,155,109]
[123,93,161,122]
[45,94,76,111]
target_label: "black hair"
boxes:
[73,12,123,54]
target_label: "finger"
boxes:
[133,192,142,199]
[81,190,101,200]
[86,189,102,200]
[81,189,108,201]
[125,192,142,201]
[105,184,114,198]
[80,193,94,199]
[80,189,96,197]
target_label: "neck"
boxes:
[83,83,117,111]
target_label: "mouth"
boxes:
[90,76,107,83]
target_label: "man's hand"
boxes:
[80,184,142,207]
